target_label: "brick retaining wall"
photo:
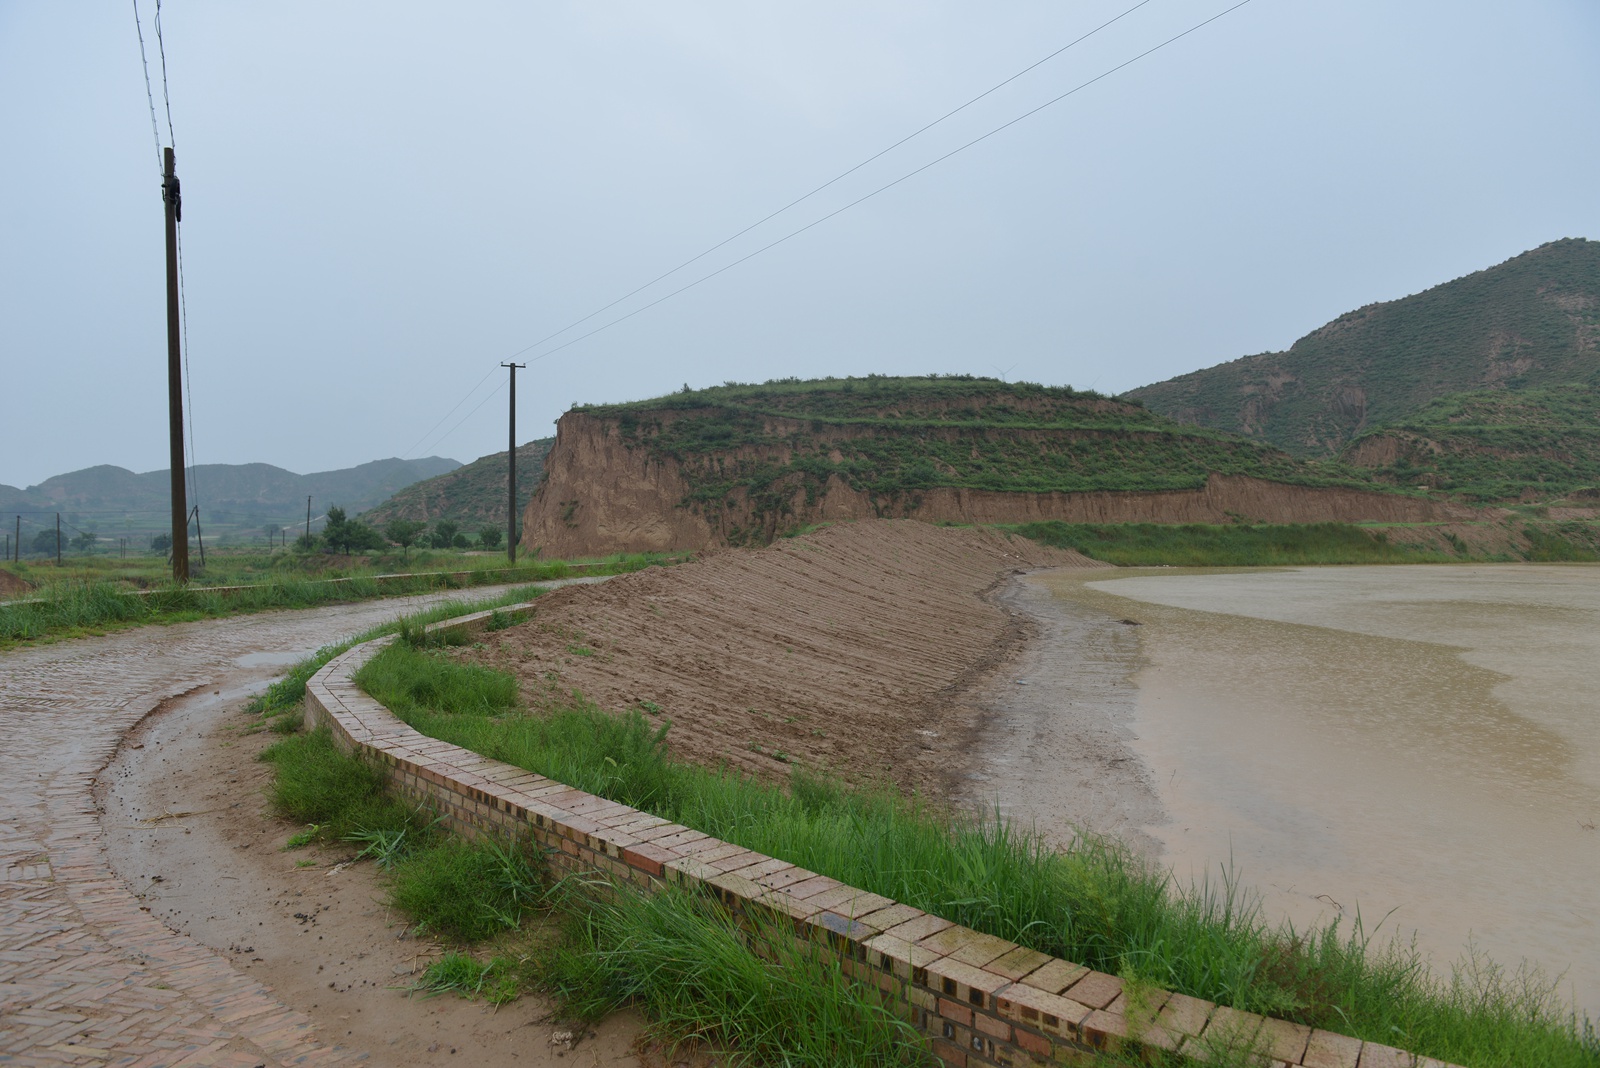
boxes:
[304,604,1452,1068]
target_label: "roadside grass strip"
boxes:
[0,551,669,647]
[352,636,1600,1068]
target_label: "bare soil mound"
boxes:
[0,568,32,598]
[469,520,1106,792]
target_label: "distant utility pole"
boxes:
[56,513,62,566]
[305,496,313,544]
[163,147,189,583]
[501,362,526,563]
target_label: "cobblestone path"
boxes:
[0,589,532,1068]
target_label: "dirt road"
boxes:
[0,585,639,1068]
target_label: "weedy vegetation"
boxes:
[350,636,1600,1067]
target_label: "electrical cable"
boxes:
[154,0,176,150]
[399,364,502,460]
[515,0,1257,366]
[500,0,1158,363]
[419,378,509,457]
[130,0,163,172]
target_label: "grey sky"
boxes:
[3,1,1597,489]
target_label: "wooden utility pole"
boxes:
[306,496,313,544]
[501,362,525,563]
[163,147,189,582]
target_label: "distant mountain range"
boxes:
[360,439,554,530]
[1128,238,1600,458]
[1,457,459,546]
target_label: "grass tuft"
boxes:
[538,881,932,1067]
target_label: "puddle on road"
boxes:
[1022,565,1600,1015]
[233,651,309,669]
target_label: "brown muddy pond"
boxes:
[1021,564,1600,1016]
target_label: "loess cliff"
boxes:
[520,378,1476,558]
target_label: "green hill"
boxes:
[1341,385,1600,501]
[576,375,1363,509]
[360,439,553,530]
[1127,238,1600,457]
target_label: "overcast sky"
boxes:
[3,1,1597,488]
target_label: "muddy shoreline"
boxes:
[958,573,1165,857]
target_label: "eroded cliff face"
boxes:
[521,411,1480,558]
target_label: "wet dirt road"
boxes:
[0,586,632,1068]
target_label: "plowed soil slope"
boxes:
[467,520,1107,791]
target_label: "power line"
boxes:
[399,364,502,459]
[515,0,1258,366]
[500,0,1158,363]
[130,0,163,172]
[154,0,177,149]
[418,378,509,458]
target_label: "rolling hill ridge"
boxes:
[1127,238,1600,457]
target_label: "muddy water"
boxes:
[1019,564,1600,1015]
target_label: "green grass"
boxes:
[537,881,932,1067]
[246,583,556,721]
[356,639,1600,1067]
[1341,385,1600,502]
[0,552,672,649]
[1009,520,1450,566]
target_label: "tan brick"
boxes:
[987,945,1053,982]
[1302,1030,1364,1068]
[883,912,956,944]
[1357,1043,1417,1068]
[1153,991,1213,1041]
[1016,957,1087,995]
[1258,1015,1312,1063]
[925,956,1013,1011]
[1062,970,1122,1010]
[863,932,947,979]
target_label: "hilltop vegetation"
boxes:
[1128,238,1600,458]
[361,439,553,529]
[574,375,1372,539]
[1342,385,1600,501]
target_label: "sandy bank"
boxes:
[469,520,1107,795]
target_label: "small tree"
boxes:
[431,520,461,549]
[478,525,503,550]
[71,529,98,553]
[31,529,61,556]
[151,532,172,553]
[323,506,385,554]
[386,519,427,561]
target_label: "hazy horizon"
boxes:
[4,1,1597,488]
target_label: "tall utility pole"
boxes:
[305,496,313,544]
[163,147,189,583]
[501,362,525,563]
